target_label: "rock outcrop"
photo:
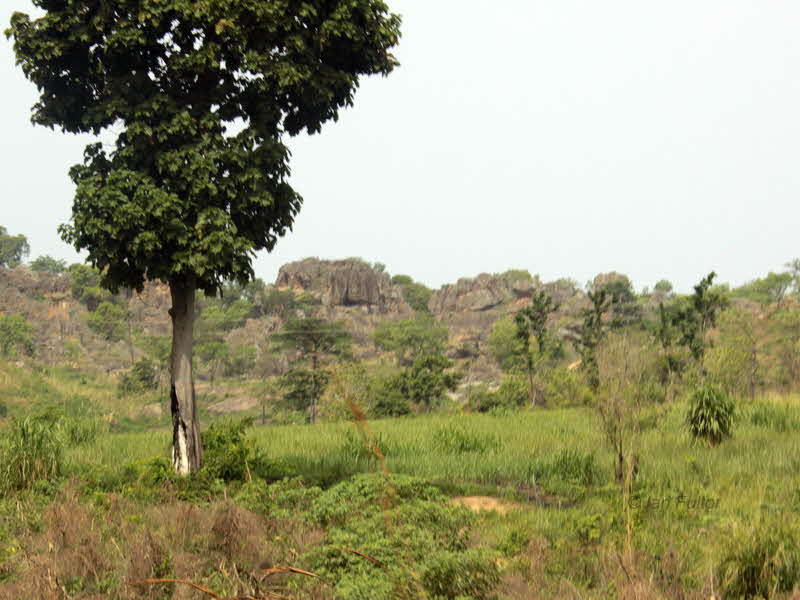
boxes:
[428,273,536,314]
[276,258,410,314]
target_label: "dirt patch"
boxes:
[207,394,259,415]
[451,496,519,514]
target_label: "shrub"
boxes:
[368,374,411,418]
[201,418,273,482]
[718,524,800,598]
[685,383,735,445]
[0,417,63,494]
[117,358,158,396]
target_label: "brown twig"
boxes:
[261,566,328,584]
[335,547,385,567]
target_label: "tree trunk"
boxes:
[311,352,319,424]
[169,280,203,475]
[528,365,536,408]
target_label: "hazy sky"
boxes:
[2,1,799,293]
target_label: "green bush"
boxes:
[0,417,63,494]
[718,524,800,598]
[368,374,412,418]
[201,418,273,482]
[117,358,158,396]
[685,383,735,445]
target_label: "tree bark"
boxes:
[169,279,203,475]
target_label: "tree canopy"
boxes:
[9,0,401,295]
[0,226,30,268]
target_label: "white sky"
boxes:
[2,1,800,292]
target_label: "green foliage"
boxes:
[572,288,610,390]
[374,315,448,364]
[654,279,674,295]
[201,418,268,482]
[368,374,412,417]
[256,287,297,317]
[539,366,594,407]
[467,373,528,413]
[718,523,800,599]
[272,316,352,361]
[118,358,159,396]
[0,313,35,358]
[87,301,128,341]
[676,272,730,362]
[396,353,462,409]
[67,263,109,310]
[0,417,63,494]
[488,316,526,371]
[223,346,256,378]
[392,275,433,312]
[733,271,794,305]
[0,225,29,268]
[280,368,331,415]
[515,290,559,405]
[305,473,500,599]
[198,299,253,332]
[498,268,534,282]
[28,255,67,274]
[685,383,735,445]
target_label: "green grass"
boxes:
[8,360,800,597]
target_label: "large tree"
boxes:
[9,1,401,473]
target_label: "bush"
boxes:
[201,418,272,482]
[685,383,735,445]
[117,358,158,396]
[718,524,800,598]
[368,374,411,418]
[0,417,63,494]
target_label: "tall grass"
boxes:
[0,417,63,493]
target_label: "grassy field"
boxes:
[3,360,800,598]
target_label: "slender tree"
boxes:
[272,316,351,424]
[514,291,558,407]
[9,1,401,473]
[573,289,611,390]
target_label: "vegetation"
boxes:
[0,313,35,358]
[685,382,736,446]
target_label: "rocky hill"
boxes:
[0,259,599,389]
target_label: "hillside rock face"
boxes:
[276,258,410,314]
[0,266,70,310]
[428,273,535,314]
